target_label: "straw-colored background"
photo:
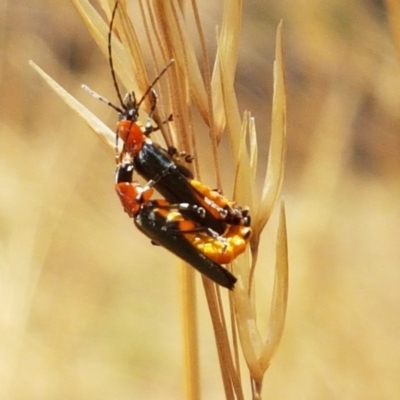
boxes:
[2,0,400,398]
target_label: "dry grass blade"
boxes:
[253,21,286,238]
[71,0,134,92]
[152,3,208,123]
[233,280,264,380]
[215,20,244,163]
[108,0,150,100]
[215,289,244,400]
[233,113,256,213]
[248,114,258,181]
[232,20,288,394]
[203,281,235,399]
[189,0,222,186]
[146,2,203,172]
[259,201,288,370]
[29,61,115,149]
[248,202,288,398]
[180,260,199,400]
[211,0,243,138]
[217,36,249,195]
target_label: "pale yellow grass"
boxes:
[1,0,400,399]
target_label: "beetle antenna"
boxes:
[81,84,123,113]
[137,59,175,107]
[108,1,126,110]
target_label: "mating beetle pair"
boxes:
[86,1,251,289]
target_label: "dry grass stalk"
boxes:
[30,0,288,398]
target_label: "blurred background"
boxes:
[1,0,400,398]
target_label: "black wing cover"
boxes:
[134,142,225,234]
[134,203,237,290]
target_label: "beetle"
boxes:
[83,0,251,238]
[115,159,247,289]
